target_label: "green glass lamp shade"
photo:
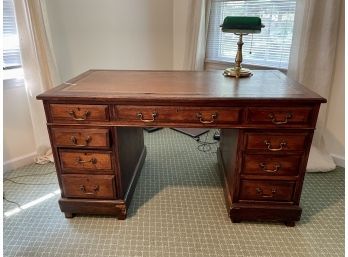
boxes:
[221,16,264,33]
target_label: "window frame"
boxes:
[205,0,296,71]
[3,0,24,88]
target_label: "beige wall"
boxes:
[173,0,190,70]
[44,0,174,81]
[324,4,345,165]
[3,85,36,168]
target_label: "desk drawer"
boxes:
[239,180,295,202]
[61,174,116,199]
[245,133,308,152]
[50,104,109,122]
[52,128,110,148]
[59,150,113,173]
[246,107,313,127]
[115,106,241,125]
[242,154,301,177]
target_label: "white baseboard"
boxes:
[3,152,37,173]
[331,154,345,168]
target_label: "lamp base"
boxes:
[223,67,252,78]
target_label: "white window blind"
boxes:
[206,0,296,69]
[3,0,22,69]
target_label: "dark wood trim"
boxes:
[123,146,147,207]
[59,198,127,219]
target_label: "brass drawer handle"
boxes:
[256,187,276,198]
[70,136,92,147]
[268,112,292,125]
[79,185,99,195]
[259,162,281,173]
[68,110,91,121]
[196,112,218,124]
[76,157,97,165]
[136,112,157,123]
[264,140,287,151]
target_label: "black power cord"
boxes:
[4,178,57,185]
[4,171,57,185]
[3,194,21,208]
[195,130,219,153]
[4,170,58,209]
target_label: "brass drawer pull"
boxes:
[76,157,97,165]
[259,162,281,173]
[79,185,99,195]
[70,136,92,147]
[264,140,287,151]
[256,187,276,198]
[68,110,91,121]
[136,112,157,123]
[268,112,292,125]
[196,112,218,124]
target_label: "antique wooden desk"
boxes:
[37,70,326,226]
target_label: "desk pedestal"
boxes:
[217,128,312,226]
[50,127,146,219]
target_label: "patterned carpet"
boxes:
[3,129,344,257]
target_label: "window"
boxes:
[3,0,24,85]
[206,0,296,69]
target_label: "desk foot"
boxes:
[229,204,301,226]
[115,203,127,220]
[59,198,128,220]
[64,212,74,218]
[284,221,296,227]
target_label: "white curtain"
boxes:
[14,0,60,163]
[184,0,212,71]
[287,0,342,171]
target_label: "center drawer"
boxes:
[115,106,241,125]
[59,150,113,174]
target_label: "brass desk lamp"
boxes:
[221,16,264,78]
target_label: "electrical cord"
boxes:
[195,130,219,153]
[4,178,57,185]
[3,194,21,208]
[4,170,58,210]
[4,171,57,186]
[4,171,56,180]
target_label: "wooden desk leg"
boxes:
[64,212,74,218]
[284,221,296,227]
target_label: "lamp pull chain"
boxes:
[249,34,253,54]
